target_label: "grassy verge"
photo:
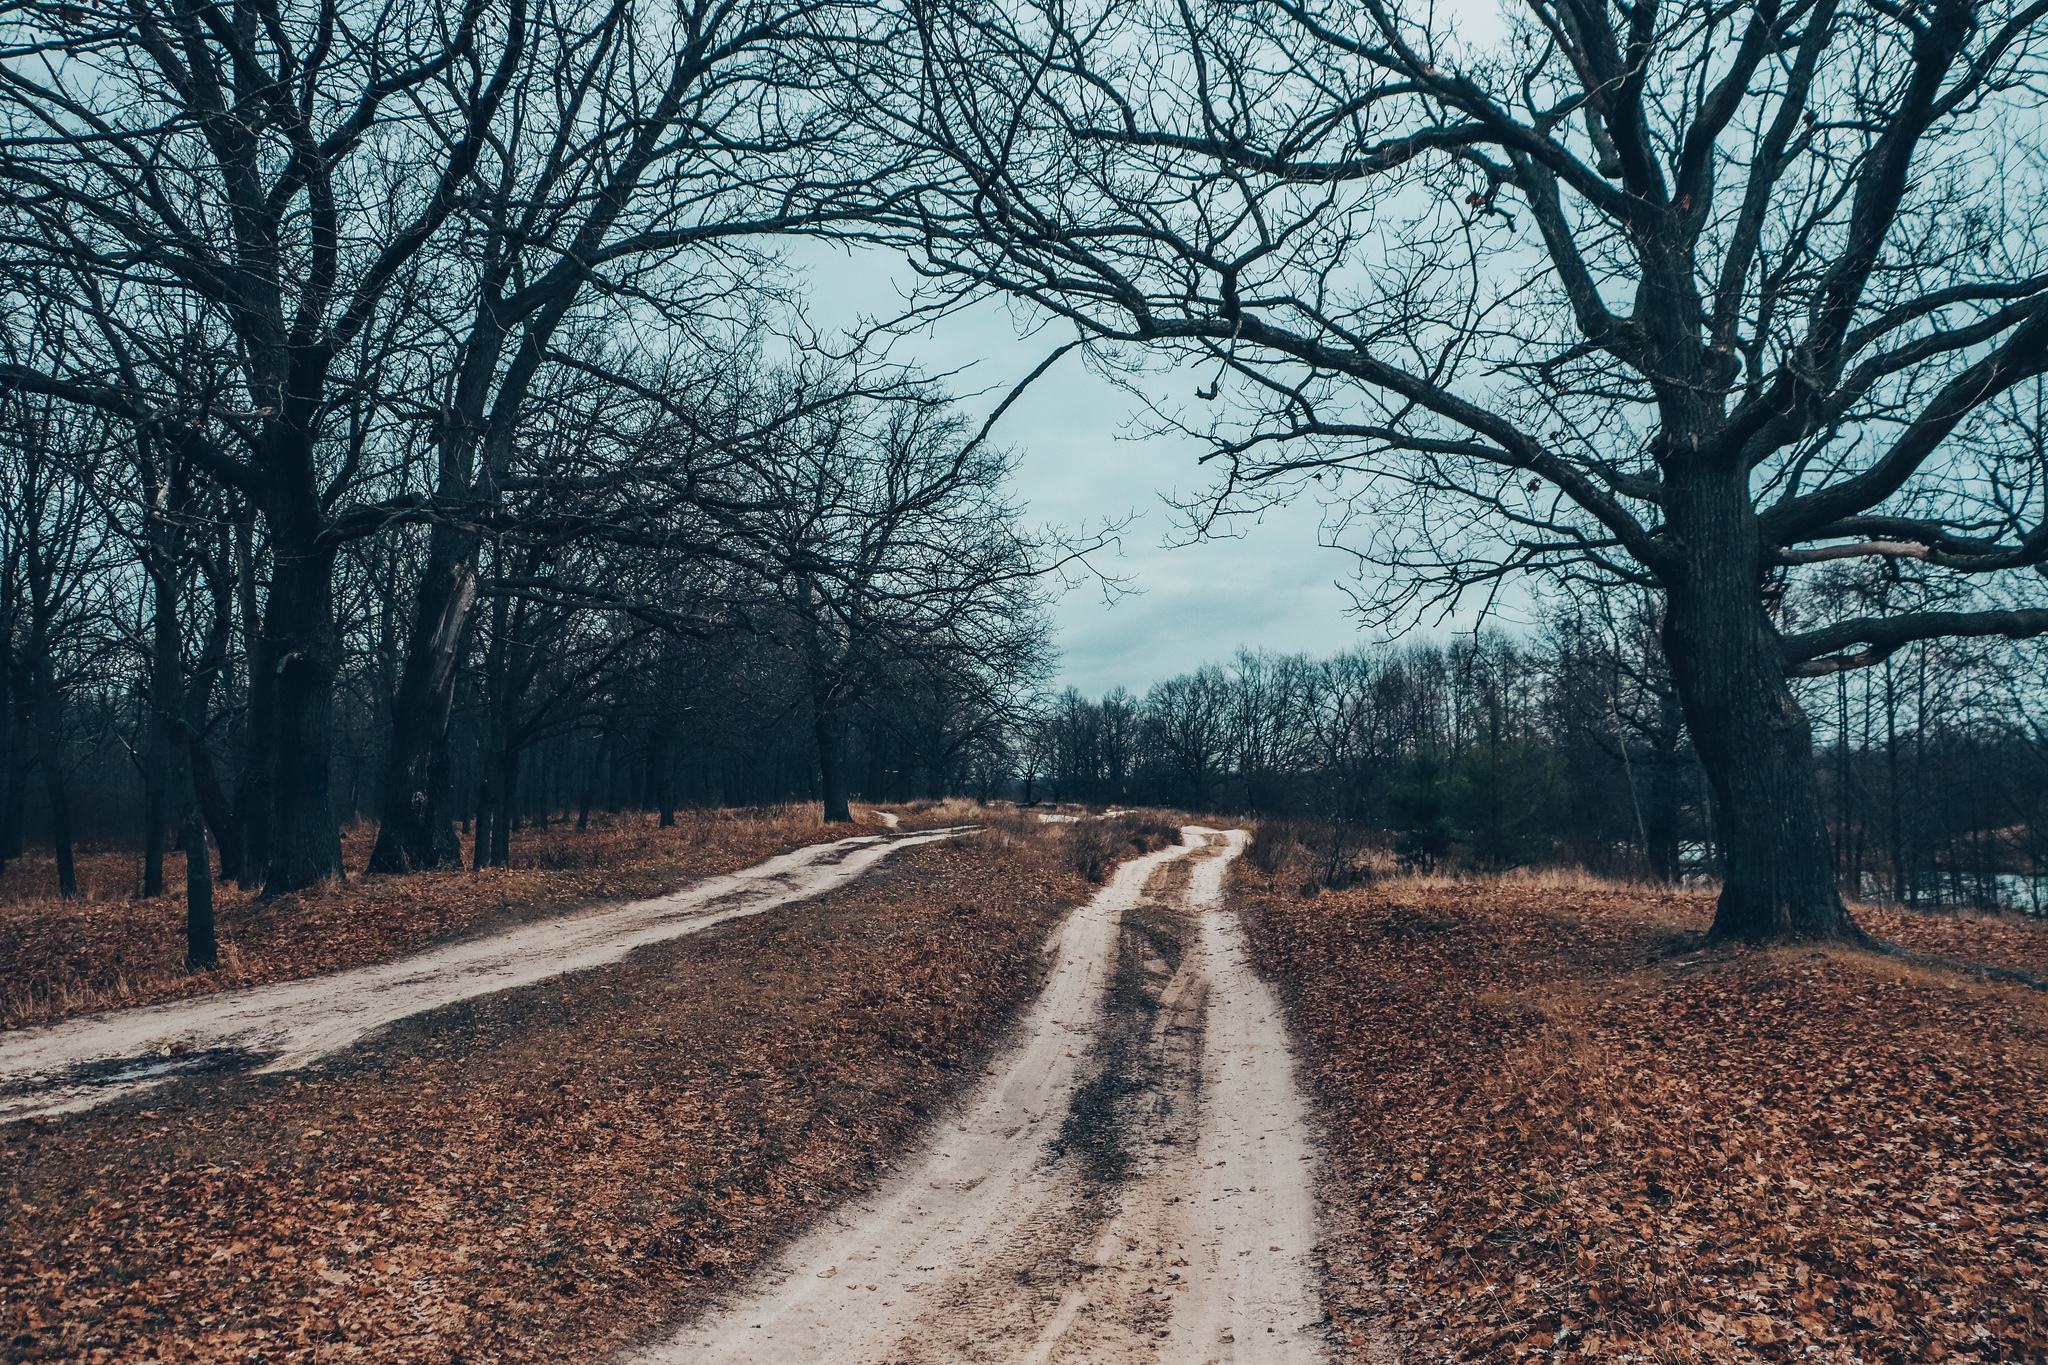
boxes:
[0,805,921,1029]
[1235,868,2048,1364]
[0,808,1186,1363]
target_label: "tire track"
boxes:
[0,827,975,1122]
[630,826,1330,1365]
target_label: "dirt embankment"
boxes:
[0,813,1177,1364]
[1237,872,2048,1364]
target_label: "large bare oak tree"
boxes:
[880,0,2048,942]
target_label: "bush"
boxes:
[1247,816,1386,893]
[1066,813,1182,883]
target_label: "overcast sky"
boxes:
[770,0,1527,699]
[782,239,1407,698]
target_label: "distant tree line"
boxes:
[1025,604,2047,913]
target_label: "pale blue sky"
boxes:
[785,239,1375,697]
[772,2,1526,697]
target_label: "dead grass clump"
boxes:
[1237,871,2048,1364]
[1063,812,1183,882]
[1245,817,1394,895]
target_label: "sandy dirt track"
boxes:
[0,827,972,1123]
[628,827,1329,1365]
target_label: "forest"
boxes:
[4,0,2048,961]
[6,2,2048,1363]
[3,0,2048,955]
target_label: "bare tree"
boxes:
[0,0,538,891]
[641,380,1062,822]
[366,0,915,871]
[885,0,2048,942]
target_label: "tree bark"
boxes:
[259,534,345,895]
[368,525,478,872]
[142,522,182,899]
[230,507,270,890]
[816,707,852,823]
[182,797,216,968]
[1661,466,1865,944]
[473,774,496,871]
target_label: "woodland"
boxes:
[4,0,2048,961]
[4,3,2048,1360]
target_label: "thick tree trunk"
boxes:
[231,509,270,890]
[1661,466,1865,944]
[816,708,852,823]
[260,539,345,895]
[367,525,478,872]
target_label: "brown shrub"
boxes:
[1063,813,1183,883]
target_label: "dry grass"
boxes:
[0,813,1169,1364]
[0,805,877,1030]
[1238,870,2048,1363]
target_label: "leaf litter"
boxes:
[1236,871,2048,1363]
[0,810,1179,1363]
[0,806,895,1030]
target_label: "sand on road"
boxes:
[0,826,974,1123]
[629,826,1330,1365]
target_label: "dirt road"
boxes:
[0,826,972,1123]
[630,827,1330,1365]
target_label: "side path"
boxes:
[0,826,975,1123]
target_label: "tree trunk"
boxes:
[230,507,270,890]
[649,724,676,828]
[816,708,852,823]
[473,775,496,870]
[31,649,74,898]
[577,725,610,831]
[143,733,166,896]
[182,798,216,968]
[143,538,183,899]
[260,538,345,895]
[189,735,239,882]
[493,741,517,866]
[1661,467,1864,944]
[367,525,478,872]
[1644,761,1682,884]
[1,656,25,867]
